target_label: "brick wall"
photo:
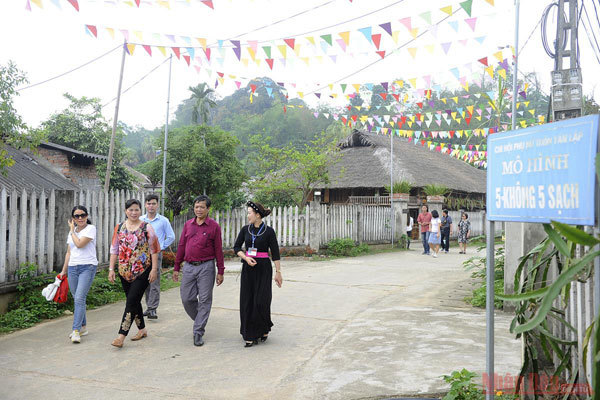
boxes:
[36,147,101,188]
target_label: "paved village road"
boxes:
[0,248,521,400]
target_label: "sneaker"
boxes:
[71,330,81,343]
[69,327,88,338]
[147,310,158,320]
[433,253,438,258]
[143,310,150,317]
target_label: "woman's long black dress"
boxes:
[234,223,280,342]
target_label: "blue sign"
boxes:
[487,115,599,225]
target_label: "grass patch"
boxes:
[462,246,505,309]
[0,264,180,334]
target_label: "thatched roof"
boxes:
[326,130,486,194]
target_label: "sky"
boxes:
[2,0,600,130]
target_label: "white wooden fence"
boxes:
[319,204,392,245]
[172,205,310,250]
[0,187,55,283]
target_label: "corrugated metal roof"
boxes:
[40,142,107,161]
[0,146,80,193]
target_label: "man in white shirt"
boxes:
[141,194,175,320]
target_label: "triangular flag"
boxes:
[441,42,452,54]
[201,0,214,9]
[277,45,287,58]
[262,46,271,58]
[85,25,97,38]
[339,31,350,45]
[420,11,432,25]
[376,50,386,59]
[183,55,191,66]
[284,38,295,49]
[478,57,488,66]
[407,48,417,58]
[460,0,473,16]
[359,27,372,42]
[379,22,392,36]
[172,47,181,59]
[371,33,382,49]
[266,59,274,70]
[67,0,79,11]
[321,34,332,46]
[143,45,152,56]
[465,17,477,31]
[196,37,207,50]
[399,17,412,30]
[440,5,453,15]
[126,43,136,55]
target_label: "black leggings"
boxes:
[118,268,150,336]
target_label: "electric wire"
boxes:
[102,56,171,108]
[581,3,600,63]
[16,44,122,91]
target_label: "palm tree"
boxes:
[189,83,216,125]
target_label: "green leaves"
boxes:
[513,249,600,334]
[551,220,600,246]
[542,223,570,257]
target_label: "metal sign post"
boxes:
[160,55,172,215]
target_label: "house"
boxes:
[0,145,81,193]
[314,129,487,215]
[33,142,107,190]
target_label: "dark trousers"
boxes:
[421,232,430,254]
[441,229,451,251]
[118,267,150,336]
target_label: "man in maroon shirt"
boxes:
[173,195,224,346]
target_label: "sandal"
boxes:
[131,331,147,341]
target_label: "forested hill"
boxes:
[170,76,333,149]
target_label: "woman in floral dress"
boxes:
[108,199,160,348]
[457,213,471,254]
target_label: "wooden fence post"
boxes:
[53,190,74,270]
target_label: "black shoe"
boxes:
[261,335,268,342]
[244,339,259,348]
[143,310,149,317]
[147,310,158,320]
[194,334,204,347]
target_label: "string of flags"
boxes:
[26,0,215,11]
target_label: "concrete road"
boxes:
[0,248,521,400]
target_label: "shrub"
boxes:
[384,180,412,194]
[326,238,369,257]
[423,184,449,196]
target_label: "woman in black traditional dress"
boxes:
[234,201,282,347]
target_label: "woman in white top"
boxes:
[59,205,98,343]
[427,210,442,258]
[406,215,414,249]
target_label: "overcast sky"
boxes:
[2,0,599,130]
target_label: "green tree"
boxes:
[189,83,217,125]
[39,94,132,189]
[248,123,347,207]
[0,61,43,172]
[147,125,246,214]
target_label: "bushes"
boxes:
[462,246,505,309]
[0,263,179,334]
[326,238,369,257]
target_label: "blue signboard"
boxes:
[487,114,599,225]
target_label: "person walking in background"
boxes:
[173,195,224,347]
[59,205,98,344]
[458,213,472,254]
[417,205,432,255]
[108,199,160,348]
[234,201,282,348]
[406,214,414,249]
[428,210,442,258]
[440,210,453,254]
[141,194,175,320]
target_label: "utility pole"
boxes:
[550,0,583,121]
[161,55,172,215]
[104,42,127,191]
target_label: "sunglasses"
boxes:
[73,214,88,219]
